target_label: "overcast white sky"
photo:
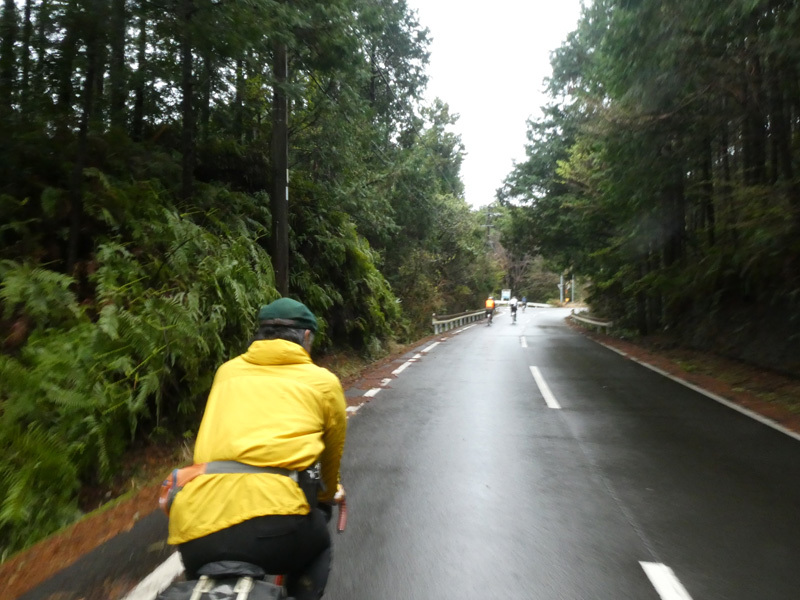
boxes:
[405,0,585,208]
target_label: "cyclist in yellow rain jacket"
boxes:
[168,298,347,600]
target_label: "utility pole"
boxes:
[484,204,501,248]
[270,41,289,295]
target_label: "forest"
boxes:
[501,0,800,374]
[0,0,526,559]
[1,0,799,561]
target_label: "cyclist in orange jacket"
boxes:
[485,296,496,324]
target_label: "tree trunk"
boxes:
[636,259,648,336]
[199,50,211,144]
[56,4,80,133]
[19,0,32,109]
[67,2,102,272]
[720,115,736,246]
[646,245,661,332]
[31,0,49,105]
[131,7,146,140]
[93,30,107,120]
[786,66,800,230]
[368,48,377,105]
[662,161,685,268]
[270,41,289,295]
[702,137,715,247]
[179,0,195,201]
[234,57,244,141]
[742,53,767,185]
[768,55,800,223]
[109,0,127,129]
[0,0,18,112]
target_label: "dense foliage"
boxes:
[0,0,502,558]
[501,0,800,370]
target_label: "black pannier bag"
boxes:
[156,561,287,600]
[155,578,285,600]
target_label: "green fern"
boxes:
[0,422,80,559]
[0,261,81,323]
[0,177,285,555]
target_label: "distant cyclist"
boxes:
[485,296,496,324]
[509,296,519,323]
[521,296,527,312]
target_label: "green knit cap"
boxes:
[257,298,318,332]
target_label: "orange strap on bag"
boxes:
[158,464,208,515]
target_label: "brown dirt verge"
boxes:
[570,322,800,435]
[2,484,161,599]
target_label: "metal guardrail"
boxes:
[569,309,613,332]
[431,309,486,334]
[431,303,556,334]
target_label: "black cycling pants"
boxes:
[178,510,331,600]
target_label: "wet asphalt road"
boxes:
[20,308,800,599]
[324,307,800,599]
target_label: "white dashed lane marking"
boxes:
[529,366,561,409]
[640,562,694,600]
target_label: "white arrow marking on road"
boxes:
[640,562,694,600]
[529,366,561,409]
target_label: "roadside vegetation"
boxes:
[500,0,800,375]
[0,0,508,559]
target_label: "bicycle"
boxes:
[157,494,347,599]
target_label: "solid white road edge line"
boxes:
[529,366,561,409]
[120,551,184,600]
[596,341,800,443]
[392,361,412,376]
[640,561,693,600]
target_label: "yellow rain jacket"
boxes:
[168,339,347,545]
